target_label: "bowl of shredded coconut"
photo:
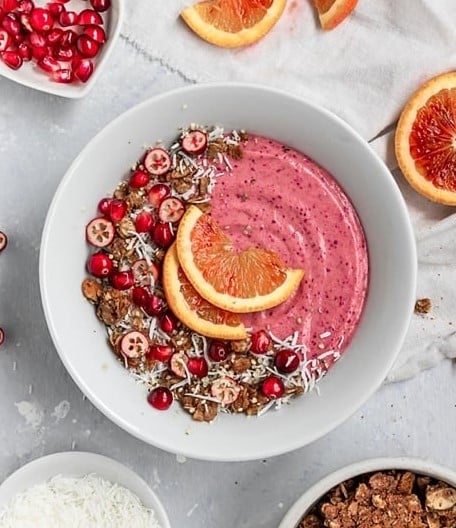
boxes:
[0,451,170,528]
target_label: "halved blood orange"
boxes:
[180,0,287,48]
[312,0,358,30]
[176,206,304,313]
[395,72,456,205]
[163,245,247,340]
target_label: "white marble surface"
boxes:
[0,38,455,528]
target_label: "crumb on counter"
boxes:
[415,298,432,314]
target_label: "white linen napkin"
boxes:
[121,0,456,381]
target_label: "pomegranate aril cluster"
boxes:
[0,0,111,83]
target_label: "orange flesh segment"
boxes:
[195,0,273,32]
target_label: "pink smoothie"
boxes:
[210,135,368,361]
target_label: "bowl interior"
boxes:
[0,0,123,99]
[40,84,417,461]
[0,452,170,528]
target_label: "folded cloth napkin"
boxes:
[122,0,456,381]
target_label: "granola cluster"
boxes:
[300,470,456,528]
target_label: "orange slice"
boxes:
[395,72,456,205]
[312,0,358,30]
[163,245,247,340]
[176,206,304,313]
[180,0,287,48]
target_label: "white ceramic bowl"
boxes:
[0,0,124,98]
[0,451,170,527]
[279,457,456,528]
[40,83,417,461]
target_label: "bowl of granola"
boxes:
[40,83,416,461]
[279,457,456,528]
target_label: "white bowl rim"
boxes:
[279,456,456,528]
[0,451,171,528]
[39,82,417,461]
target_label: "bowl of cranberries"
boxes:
[0,0,124,97]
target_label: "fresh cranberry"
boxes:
[1,50,22,69]
[58,10,77,27]
[77,8,102,25]
[17,41,31,60]
[147,184,170,208]
[97,197,111,216]
[0,327,4,347]
[274,349,301,374]
[87,252,112,278]
[2,13,21,36]
[151,223,174,248]
[135,211,154,233]
[83,24,106,43]
[147,387,173,411]
[261,376,285,399]
[76,34,99,58]
[250,330,271,354]
[30,8,53,32]
[187,357,208,378]
[51,68,72,83]
[60,29,77,47]
[72,57,93,82]
[107,199,127,222]
[46,27,63,45]
[145,294,166,317]
[129,169,149,189]
[132,286,150,308]
[37,54,59,72]
[147,344,174,363]
[160,311,178,334]
[90,0,111,12]
[208,341,229,362]
[110,270,134,290]
[181,130,207,155]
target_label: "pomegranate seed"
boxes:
[261,376,285,399]
[187,357,208,378]
[60,28,76,47]
[129,169,149,189]
[19,13,32,31]
[2,0,18,11]
[13,32,25,44]
[29,30,46,47]
[158,197,185,223]
[151,223,174,248]
[2,14,21,36]
[274,349,301,374]
[131,286,150,308]
[211,377,241,405]
[30,8,53,32]
[17,41,31,59]
[87,252,112,278]
[46,2,64,16]
[144,148,171,176]
[76,34,99,58]
[31,44,48,60]
[181,130,208,155]
[147,183,170,208]
[250,330,271,354]
[1,50,22,68]
[208,341,229,362]
[16,0,33,14]
[58,10,77,26]
[0,327,4,347]
[120,330,149,359]
[97,197,111,216]
[160,311,178,334]
[51,68,72,83]
[46,27,63,45]
[77,8,102,25]
[135,211,154,233]
[145,294,166,317]
[85,217,114,248]
[83,24,105,44]
[37,54,59,72]
[147,387,173,411]
[0,29,12,51]
[72,57,93,82]
[147,344,174,363]
[53,44,75,61]
[0,231,8,252]
[90,0,111,12]
[107,198,127,222]
[110,270,134,290]
[169,351,188,377]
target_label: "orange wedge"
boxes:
[163,245,247,340]
[180,0,287,48]
[312,0,358,30]
[395,72,456,205]
[176,206,304,313]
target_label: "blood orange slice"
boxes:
[395,72,456,205]
[180,0,287,48]
[312,0,358,30]
[163,245,247,340]
[176,206,304,313]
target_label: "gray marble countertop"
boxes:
[1,38,455,528]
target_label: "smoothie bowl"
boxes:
[40,84,416,461]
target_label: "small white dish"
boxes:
[0,0,124,98]
[0,451,171,527]
[40,83,417,461]
[279,457,456,528]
